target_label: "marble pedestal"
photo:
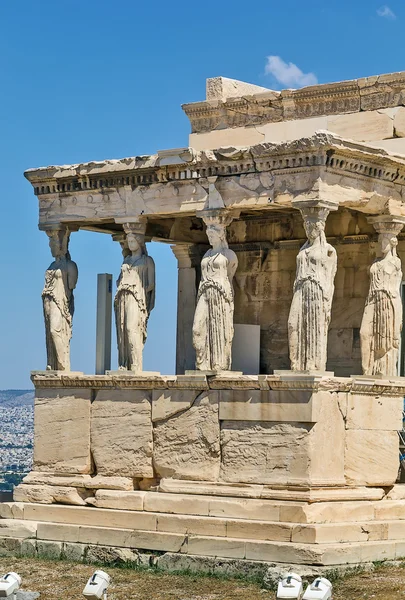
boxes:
[2,372,405,569]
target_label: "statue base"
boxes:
[31,370,84,377]
[12,372,405,569]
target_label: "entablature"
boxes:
[25,132,405,232]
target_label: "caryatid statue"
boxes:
[42,227,78,371]
[288,203,338,372]
[192,211,238,372]
[114,222,155,373]
[360,216,405,377]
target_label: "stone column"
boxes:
[360,215,405,377]
[288,200,338,373]
[171,244,204,374]
[41,224,78,372]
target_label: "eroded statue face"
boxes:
[127,233,142,253]
[379,233,397,256]
[49,235,63,259]
[207,225,223,247]
[304,219,325,242]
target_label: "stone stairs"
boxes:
[3,488,405,565]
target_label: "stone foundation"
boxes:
[1,372,404,567]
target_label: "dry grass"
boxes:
[0,557,269,600]
[2,557,405,599]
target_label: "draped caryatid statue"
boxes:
[42,227,78,371]
[360,216,405,377]
[114,222,155,373]
[192,211,238,372]
[288,203,338,372]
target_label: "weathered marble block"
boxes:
[153,390,220,481]
[33,388,91,474]
[345,430,399,486]
[91,390,153,478]
[220,391,345,487]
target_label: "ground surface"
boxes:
[1,558,405,599]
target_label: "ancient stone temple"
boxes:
[4,71,405,570]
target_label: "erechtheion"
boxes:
[3,71,405,571]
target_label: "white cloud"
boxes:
[377,5,396,19]
[265,56,318,89]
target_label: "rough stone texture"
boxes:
[206,76,271,101]
[22,472,134,491]
[345,394,403,430]
[91,490,146,511]
[0,537,22,557]
[386,485,405,501]
[33,388,91,474]
[37,540,63,560]
[220,390,345,487]
[91,389,153,478]
[345,430,399,486]
[328,111,394,142]
[85,545,140,565]
[21,539,37,558]
[0,502,24,519]
[14,484,92,506]
[218,389,316,422]
[152,389,200,422]
[0,520,37,538]
[394,107,405,137]
[220,421,312,486]
[153,391,220,481]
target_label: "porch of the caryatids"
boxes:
[288,200,338,373]
[360,215,405,377]
[41,224,78,372]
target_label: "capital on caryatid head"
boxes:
[197,208,237,229]
[112,232,130,258]
[196,208,239,251]
[41,223,78,259]
[368,214,405,238]
[292,199,339,226]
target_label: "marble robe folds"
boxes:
[115,254,155,372]
[361,255,402,376]
[193,251,235,372]
[288,239,337,372]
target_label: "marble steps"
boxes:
[3,517,405,566]
[4,502,405,544]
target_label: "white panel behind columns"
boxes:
[232,324,261,374]
[95,273,113,374]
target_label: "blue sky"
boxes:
[0,0,404,388]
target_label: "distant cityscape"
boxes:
[0,390,34,490]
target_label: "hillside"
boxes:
[0,390,34,407]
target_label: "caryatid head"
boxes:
[47,228,69,259]
[301,207,329,243]
[123,221,147,255]
[368,216,405,258]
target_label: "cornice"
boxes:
[182,71,405,132]
[24,133,405,199]
[31,372,405,396]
